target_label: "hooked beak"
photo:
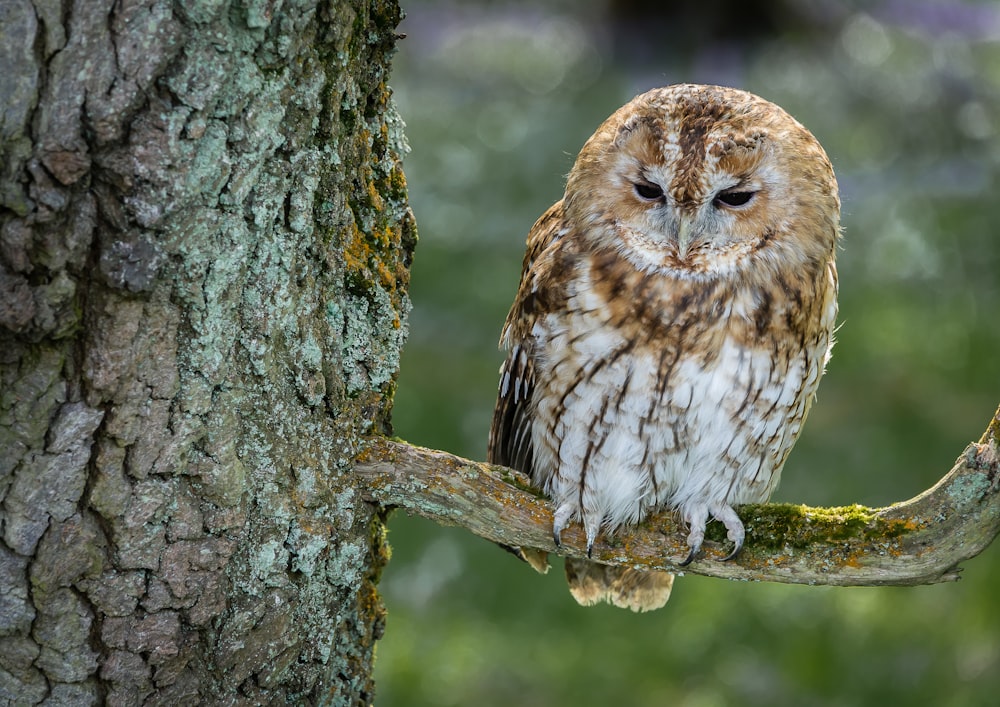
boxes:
[676,217,695,260]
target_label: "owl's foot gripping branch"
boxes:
[353,405,1000,589]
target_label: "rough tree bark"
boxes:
[1,1,413,704]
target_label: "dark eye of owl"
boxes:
[634,182,664,201]
[714,190,756,207]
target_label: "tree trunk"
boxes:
[0,1,414,704]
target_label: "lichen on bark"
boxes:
[0,1,414,704]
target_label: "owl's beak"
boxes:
[676,217,695,260]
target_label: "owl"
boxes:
[488,84,840,611]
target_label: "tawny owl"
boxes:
[488,84,840,611]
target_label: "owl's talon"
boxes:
[721,538,744,562]
[678,545,700,567]
[710,503,746,563]
[680,505,708,567]
[680,532,704,566]
[553,504,573,552]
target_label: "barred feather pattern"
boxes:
[489,84,840,611]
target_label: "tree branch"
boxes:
[354,404,1000,586]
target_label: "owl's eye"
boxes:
[634,182,664,201]
[714,190,756,207]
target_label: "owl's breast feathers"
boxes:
[501,199,835,373]
[489,199,837,509]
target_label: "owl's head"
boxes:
[564,84,840,280]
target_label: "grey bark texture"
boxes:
[0,1,414,704]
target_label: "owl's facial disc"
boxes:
[565,88,839,279]
[589,118,777,273]
[618,167,769,272]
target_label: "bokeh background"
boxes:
[375,1,1000,704]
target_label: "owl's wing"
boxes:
[487,200,569,474]
[489,343,536,473]
[487,201,572,575]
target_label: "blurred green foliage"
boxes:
[376,2,1000,705]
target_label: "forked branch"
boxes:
[353,405,1000,586]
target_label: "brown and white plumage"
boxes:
[488,84,840,611]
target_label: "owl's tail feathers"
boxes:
[564,559,674,612]
[498,543,550,574]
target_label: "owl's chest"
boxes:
[534,298,805,436]
[530,273,825,507]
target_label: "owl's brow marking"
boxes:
[616,114,663,143]
[669,98,737,204]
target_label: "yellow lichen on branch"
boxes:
[353,405,1000,587]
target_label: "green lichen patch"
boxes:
[946,471,991,503]
[737,502,919,550]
